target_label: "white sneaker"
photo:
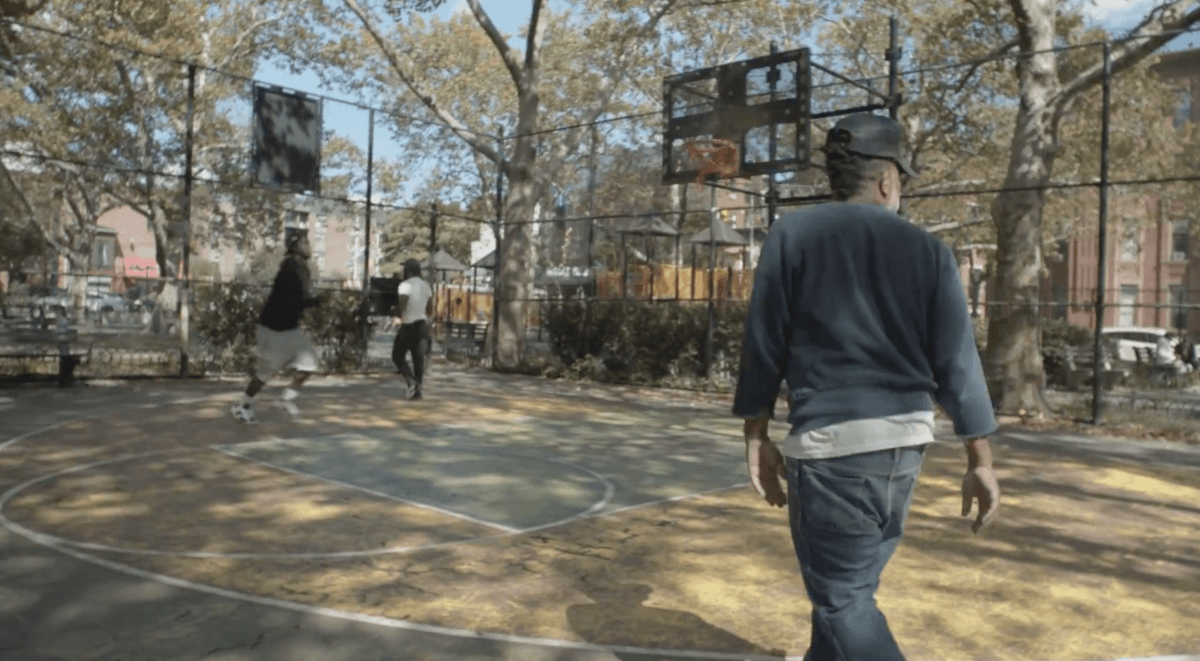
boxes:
[276,388,301,420]
[275,398,300,420]
[230,402,258,425]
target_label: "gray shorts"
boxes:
[255,324,319,378]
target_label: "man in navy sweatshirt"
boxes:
[230,229,323,424]
[733,113,1001,661]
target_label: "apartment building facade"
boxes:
[1039,48,1200,334]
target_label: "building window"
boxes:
[1118,284,1138,327]
[1174,87,1193,129]
[1171,220,1189,262]
[286,210,310,228]
[93,237,115,270]
[284,226,307,249]
[1169,285,1187,331]
[1051,282,1067,320]
[285,210,310,244]
[1053,239,1068,263]
[1120,235,1139,262]
[283,210,310,250]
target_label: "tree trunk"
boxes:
[492,76,544,368]
[985,0,1059,415]
[152,208,179,293]
[495,172,537,367]
[63,248,88,325]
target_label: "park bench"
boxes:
[446,321,489,344]
[1133,346,1155,365]
[1062,345,1127,391]
[0,328,92,387]
[1133,345,1199,388]
[443,321,490,359]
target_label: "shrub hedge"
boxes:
[540,299,748,389]
[191,283,373,375]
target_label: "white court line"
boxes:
[222,432,622,532]
[2,526,806,661]
[0,393,221,453]
[212,443,522,534]
[9,504,1198,661]
[595,482,749,519]
[5,393,1196,661]
[0,435,621,559]
[0,436,740,560]
[0,443,735,560]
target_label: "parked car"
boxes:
[1100,326,1171,363]
[85,291,130,315]
[28,286,72,320]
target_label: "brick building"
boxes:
[1040,47,1199,334]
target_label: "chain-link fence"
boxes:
[3,17,1199,431]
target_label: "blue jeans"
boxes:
[786,445,929,661]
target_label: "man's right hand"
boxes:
[961,466,1000,534]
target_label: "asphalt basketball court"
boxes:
[1,357,1199,661]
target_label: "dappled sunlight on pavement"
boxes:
[1,358,1198,660]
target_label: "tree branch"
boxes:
[540,0,680,179]
[0,160,34,219]
[463,0,523,89]
[950,39,1019,95]
[524,0,544,73]
[339,0,501,163]
[220,15,283,70]
[1056,0,1200,110]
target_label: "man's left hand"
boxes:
[745,426,787,508]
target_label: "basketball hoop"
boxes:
[684,138,739,191]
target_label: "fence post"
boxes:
[179,63,196,377]
[887,17,900,120]
[360,108,375,371]
[584,123,597,358]
[705,187,717,381]
[492,128,504,368]
[620,232,628,299]
[428,202,438,339]
[1091,41,1112,427]
[886,17,906,219]
[767,41,779,229]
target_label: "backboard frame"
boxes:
[251,85,323,194]
[661,47,812,186]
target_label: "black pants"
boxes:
[391,319,431,388]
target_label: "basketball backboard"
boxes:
[252,85,323,194]
[662,48,812,186]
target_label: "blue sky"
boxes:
[251,0,1200,203]
[253,0,529,191]
[1090,0,1200,48]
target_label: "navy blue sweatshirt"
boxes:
[732,203,998,440]
[259,255,321,332]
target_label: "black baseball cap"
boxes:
[824,113,916,177]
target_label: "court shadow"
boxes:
[564,575,787,660]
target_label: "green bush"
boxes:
[307,290,374,373]
[192,282,267,374]
[541,300,1118,394]
[191,282,373,375]
[1040,317,1102,389]
[1041,317,1095,351]
[542,298,747,388]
